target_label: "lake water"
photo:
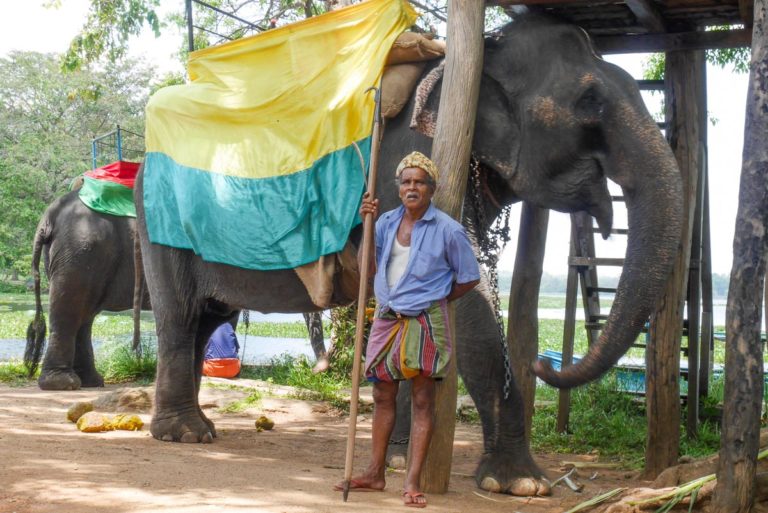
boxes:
[0,301,740,363]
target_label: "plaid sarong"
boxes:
[364,299,452,382]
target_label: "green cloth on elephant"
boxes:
[78,175,136,218]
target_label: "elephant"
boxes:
[25,190,329,390]
[134,13,683,495]
[26,190,152,390]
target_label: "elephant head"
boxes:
[411,14,683,388]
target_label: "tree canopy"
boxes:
[0,51,155,275]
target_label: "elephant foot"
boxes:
[38,369,82,390]
[386,440,408,470]
[199,409,217,438]
[75,369,105,388]
[475,452,551,496]
[151,408,215,443]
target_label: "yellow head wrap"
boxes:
[395,151,439,183]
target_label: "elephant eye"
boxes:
[575,85,604,123]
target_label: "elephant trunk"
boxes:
[534,106,683,389]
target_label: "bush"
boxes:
[95,335,157,384]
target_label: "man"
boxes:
[202,321,241,378]
[336,151,480,508]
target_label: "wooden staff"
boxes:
[342,86,383,502]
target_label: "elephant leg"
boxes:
[72,318,104,388]
[456,291,550,497]
[38,285,84,390]
[151,303,215,443]
[304,312,326,359]
[193,311,236,438]
[385,383,412,469]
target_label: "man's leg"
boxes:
[403,374,435,506]
[336,380,399,490]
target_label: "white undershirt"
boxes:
[386,237,411,289]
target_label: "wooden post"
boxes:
[415,0,484,494]
[699,164,714,397]
[507,203,548,436]
[557,216,581,434]
[643,48,703,480]
[712,2,768,510]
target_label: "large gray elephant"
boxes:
[25,191,328,390]
[135,14,682,495]
[26,190,151,390]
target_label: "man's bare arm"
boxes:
[447,279,479,302]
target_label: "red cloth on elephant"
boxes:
[84,161,140,188]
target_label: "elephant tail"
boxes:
[132,230,145,353]
[24,218,50,377]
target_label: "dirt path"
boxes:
[0,380,638,513]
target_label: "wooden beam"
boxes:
[643,48,704,481]
[625,0,666,33]
[596,28,751,54]
[739,0,754,26]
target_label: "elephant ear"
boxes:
[472,41,522,180]
[409,60,445,138]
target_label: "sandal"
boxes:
[403,491,427,508]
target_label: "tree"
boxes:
[0,51,155,275]
[61,0,513,71]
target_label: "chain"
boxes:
[388,437,410,445]
[465,157,513,400]
[240,309,250,362]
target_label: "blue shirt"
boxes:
[374,203,480,316]
[205,323,240,360]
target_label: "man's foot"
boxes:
[332,477,385,492]
[403,491,427,508]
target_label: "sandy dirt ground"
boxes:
[0,379,654,513]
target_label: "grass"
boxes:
[0,360,35,385]
[94,336,157,384]
[240,355,352,408]
[531,372,724,468]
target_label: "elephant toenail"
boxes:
[180,432,199,443]
[389,455,406,470]
[509,478,539,496]
[201,432,213,443]
[480,476,502,493]
[161,434,174,442]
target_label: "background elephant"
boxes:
[135,14,682,495]
[26,190,151,390]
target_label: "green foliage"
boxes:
[0,51,154,275]
[0,281,28,294]
[59,0,161,71]
[642,26,750,83]
[94,336,157,384]
[246,321,330,339]
[0,360,36,385]
[217,389,263,413]
[240,354,351,406]
[531,373,721,467]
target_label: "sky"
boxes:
[0,1,749,277]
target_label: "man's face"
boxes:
[398,167,434,210]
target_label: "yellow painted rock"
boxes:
[76,411,144,433]
[255,415,274,432]
[67,401,94,423]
